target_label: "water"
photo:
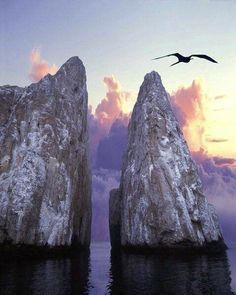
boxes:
[0,242,235,295]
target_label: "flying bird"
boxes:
[152,53,218,66]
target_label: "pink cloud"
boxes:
[170,80,207,152]
[29,49,58,82]
[89,76,132,167]
[95,76,132,131]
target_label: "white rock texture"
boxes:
[109,71,225,250]
[0,57,91,247]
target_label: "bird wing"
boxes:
[190,54,218,63]
[152,53,183,61]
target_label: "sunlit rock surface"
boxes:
[109,71,225,250]
[0,57,91,247]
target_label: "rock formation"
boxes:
[109,189,121,248]
[109,71,225,250]
[0,57,91,247]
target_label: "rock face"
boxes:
[109,71,225,250]
[0,57,91,247]
[109,189,121,248]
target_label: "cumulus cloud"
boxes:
[29,49,58,82]
[170,79,235,163]
[95,75,134,131]
[89,76,132,167]
[89,76,134,241]
[88,106,107,167]
[96,118,128,170]
[89,110,129,168]
[170,79,207,151]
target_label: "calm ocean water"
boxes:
[0,242,235,295]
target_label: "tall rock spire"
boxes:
[109,71,225,250]
[0,57,91,247]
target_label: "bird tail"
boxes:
[170,61,180,67]
[152,54,169,60]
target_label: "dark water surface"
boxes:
[0,242,235,295]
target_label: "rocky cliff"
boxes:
[109,71,225,250]
[0,57,91,247]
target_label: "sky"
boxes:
[1,0,236,159]
[1,0,236,242]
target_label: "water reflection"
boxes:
[0,250,91,295]
[0,244,235,295]
[108,249,235,295]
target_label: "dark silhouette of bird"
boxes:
[152,53,218,66]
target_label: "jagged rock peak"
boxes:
[142,71,162,87]
[0,56,91,248]
[55,56,85,80]
[109,71,226,251]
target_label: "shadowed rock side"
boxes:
[0,57,91,248]
[109,71,226,251]
[109,189,121,248]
